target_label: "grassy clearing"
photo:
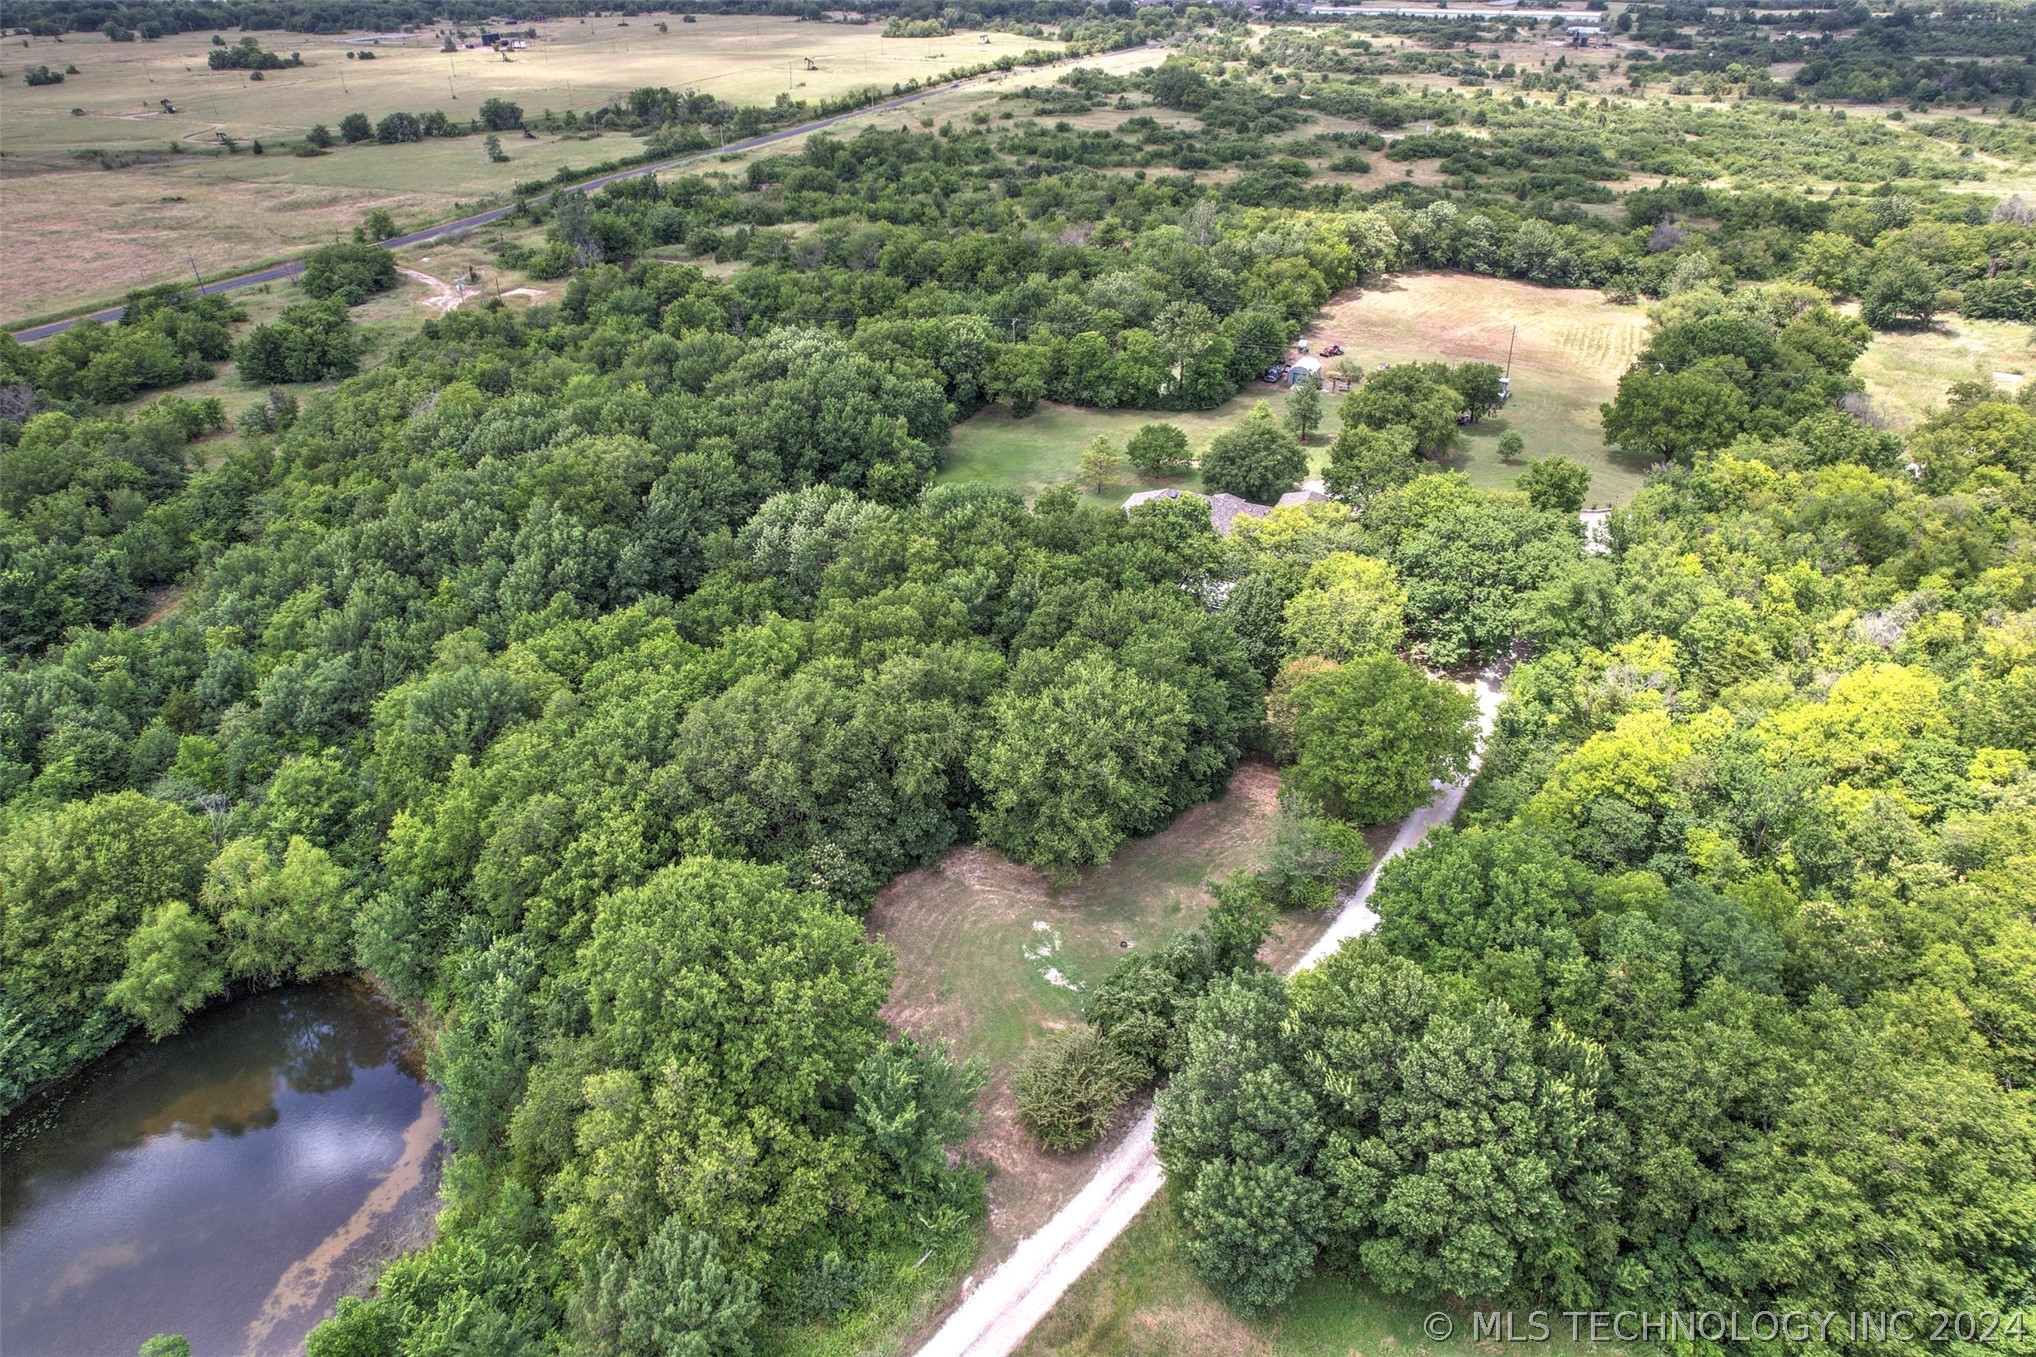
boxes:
[1020,1201,1625,1357]
[1853,314,2035,427]
[0,14,1064,318]
[940,275,1654,511]
[938,390,1344,509]
[867,764,1325,1267]
[111,237,549,432]
[1312,273,1652,508]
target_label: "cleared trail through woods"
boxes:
[914,665,1509,1357]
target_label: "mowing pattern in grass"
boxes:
[867,764,1326,1270]
[1310,273,1652,508]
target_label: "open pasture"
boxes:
[1311,272,1651,506]
[940,274,1654,511]
[0,14,1060,319]
[1853,314,2034,427]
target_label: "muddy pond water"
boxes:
[1,983,440,1357]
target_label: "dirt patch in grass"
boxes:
[869,762,1321,1266]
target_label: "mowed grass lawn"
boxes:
[1020,1202,1626,1357]
[867,765,1330,1266]
[940,275,1658,511]
[0,14,1060,319]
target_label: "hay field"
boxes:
[1312,272,1653,506]
[1853,315,2034,428]
[0,15,1060,318]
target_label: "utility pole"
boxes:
[1504,323,1517,379]
[188,256,203,286]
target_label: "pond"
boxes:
[1,983,440,1357]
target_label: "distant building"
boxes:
[1276,488,1331,510]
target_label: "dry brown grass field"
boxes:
[0,14,1063,319]
[1310,273,1651,503]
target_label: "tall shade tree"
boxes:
[1200,402,1307,504]
[1519,456,1592,515]
[1126,422,1193,476]
[1281,553,1407,662]
[1322,424,1420,509]
[971,654,1194,874]
[1284,656,1477,824]
[0,793,212,1100]
[555,857,894,1277]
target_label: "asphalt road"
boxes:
[11,44,1162,343]
[912,665,1510,1357]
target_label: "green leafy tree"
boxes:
[1126,422,1192,476]
[1496,430,1526,463]
[202,836,355,983]
[1078,434,1121,494]
[298,242,398,306]
[559,857,891,1275]
[850,1035,986,1200]
[1280,553,1406,662]
[477,97,524,130]
[338,112,372,143]
[1,793,211,1096]
[1156,972,1327,1311]
[1447,362,1505,419]
[138,1338,192,1357]
[1859,255,1940,330]
[105,901,223,1039]
[374,110,423,144]
[1256,793,1373,911]
[1385,481,1583,666]
[971,654,1193,874]
[1322,424,1419,509]
[234,300,360,383]
[1201,402,1307,504]
[1601,367,1749,464]
[1285,372,1323,442]
[1014,1025,1140,1152]
[569,1218,762,1357]
[1285,656,1477,824]
[1343,366,1462,460]
[1519,456,1592,514]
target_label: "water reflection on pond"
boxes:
[1,983,438,1357]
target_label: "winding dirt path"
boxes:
[398,267,468,315]
[914,666,1510,1357]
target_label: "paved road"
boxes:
[11,44,1163,343]
[913,666,1510,1357]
